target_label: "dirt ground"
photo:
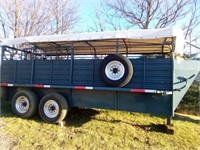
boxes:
[174,112,200,121]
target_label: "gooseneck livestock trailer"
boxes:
[0,28,199,125]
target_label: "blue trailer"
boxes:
[0,28,199,125]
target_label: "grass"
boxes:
[0,100,200,150]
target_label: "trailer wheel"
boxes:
[12,90,38,118]
[99,54,133,87]
[39,93,68,123]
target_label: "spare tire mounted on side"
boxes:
[99,54,133,87]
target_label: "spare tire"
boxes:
[99,54,133,87]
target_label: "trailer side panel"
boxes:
[1,58,172,91]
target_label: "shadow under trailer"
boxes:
[0,28,199,129]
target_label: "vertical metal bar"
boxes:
[171,37,175,117]
[161,38,167,57]
[31,46,36,84]
[143,56,146,89]
[66,43,74,108]
[92,59,95,86]
[167,116,172,125]
[14,60,17,83]
[1,46,4,61]
[20,51,22,60]
[171,37,175,58]
[31,60,35,84]
[31,46,34,60]
[25,51,27,60]
[166,39,175,128]
[92,46,96,86]
[85,41,96,86]
[70,42,74,86]
[0,46,3,84]
[116,39,119,54]
[50,60,53,85]
[123,39,128,57]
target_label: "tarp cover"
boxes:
[1,27,184,55]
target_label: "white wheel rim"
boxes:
[15,96,30,113]
[105,60,125,81]
[44,100,59,118]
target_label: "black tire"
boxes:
[12,90,38,118]
[39,93,68,123]
[99,54,133,87]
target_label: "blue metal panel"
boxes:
[125,58,172,90]
[16,61,32,84]
[71,90,172,116]
[1,58,173,91]
[52,60,70,85]
[145,58,172,90]
[93,60,106,87]
[125,58,144,88]
[1,58,174,117]
[73,59,94,86]
[34,60,51,84]
[72,90,115,109]
[117,92,172,115]
[1,60,15,83]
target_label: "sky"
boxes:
[72,0,102,32]
[77,0,101,16]
[0,0,199,54]
[73,0,200,55]
[73,0,200,32]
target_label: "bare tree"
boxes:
[89,4,125,32]
[0,0,49,37]
[180,0,200,56]
[47,0,79,34]
[89,10,106,32]
[93,0,191,30]
[89,0,200,55]
[182,0,200,41]
[0,0,79,38]
[0,12,7,38]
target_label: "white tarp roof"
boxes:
[1,27,185,55]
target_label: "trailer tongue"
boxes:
[0,28,199,130]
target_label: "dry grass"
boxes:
[0,100,200,150]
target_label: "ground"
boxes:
[0,101,200,150]
[0,119,14,150]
